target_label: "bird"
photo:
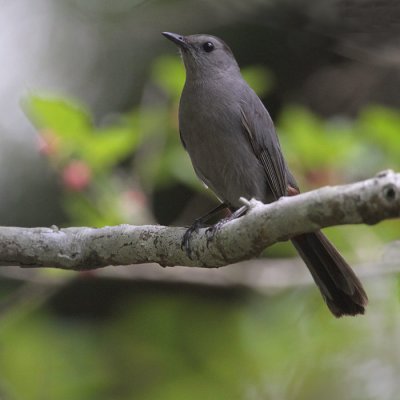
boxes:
[162,32,368,317]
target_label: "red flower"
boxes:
[62,160,92,191]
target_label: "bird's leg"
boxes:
[205,205,248,247]
[182,202,229,258]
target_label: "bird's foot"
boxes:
[205,219,227,246]
[181,203,230,258]
[181,218,206,259]
[205,205,248,247]
[181,204,247,257]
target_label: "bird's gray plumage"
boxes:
[163,32,368,317]
[174,33,289,207]
[180,69,278,207]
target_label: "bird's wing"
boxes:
[239,95,291,199]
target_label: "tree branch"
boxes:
[0,170,399,270]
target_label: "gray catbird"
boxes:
[162,32,368,317]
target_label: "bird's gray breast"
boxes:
[179,78,268,208]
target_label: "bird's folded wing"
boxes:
[239,98,288,199]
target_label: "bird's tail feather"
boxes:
[291,231,368,317]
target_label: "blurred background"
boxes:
[1,0,400,398]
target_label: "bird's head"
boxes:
[162,32,239,80]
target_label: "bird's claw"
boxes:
[181,219,204,259]
[205,221,224,247]
[182,205,248,256]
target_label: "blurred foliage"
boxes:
[25,96,146,226]
[278,105,400,184]
[0,277,399,400]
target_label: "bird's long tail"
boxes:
[291,231,368,317]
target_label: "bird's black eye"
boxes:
[202,42,215,52]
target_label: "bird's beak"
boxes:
[162,32,188,49]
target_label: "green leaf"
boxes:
[24,95,92,140]
[82,126,139,171]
